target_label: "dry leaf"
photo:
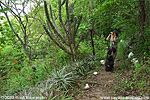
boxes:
[13,59,16,64]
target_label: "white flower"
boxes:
[128,52,134,58]
[131,58,138,65]
[93,72,98,75]
[131,58,136,62]
[100,60,105,65]
[134,60,138,65]
[84,84,89,89]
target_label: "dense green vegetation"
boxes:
[0,0,150,99]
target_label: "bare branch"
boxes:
[43,24,72,55]
[1,1,27,36]
[46,19,64,48]
[58,0,67,34]
[49,4,68,45]
[66,0,69,21]
[58,0,70,45]
[46,19,72,54]
[44,1,63,40]
[0,3,24,46]
[75,15,83,36]
[64,2,75,25]
[49,4,62,36]
[145,0,149,27]
[61,0,66,6]
[75,30,89,50]
[0,1,19,18]
[43,0,87,61]
[72,16,77,46]
[32,32,45,57]
[27,5,42,38]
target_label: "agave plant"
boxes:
[16,66,75,99]
[16,86,70,100]
[50,66,74,90]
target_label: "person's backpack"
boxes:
[105,55,114,71]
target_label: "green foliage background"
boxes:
[0,0,150,98]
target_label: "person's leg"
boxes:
[113,52,117,62]
[112,48,117,62]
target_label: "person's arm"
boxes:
[106,34,111,41]
[111,33,116,42]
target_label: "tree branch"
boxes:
[43,24,72,55]
[0,3,24,46]
[72,16,77,46]
[44,1,66,42]
[75,15,83,36]
[145,0,149,27]
[32,32,44,57]
[75,30,89,50]
[49,4,68,46]
[58,0,67,34]
[61,0,66,6]
[66,0,69,22]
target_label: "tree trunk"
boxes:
[88,0,95,56]
[90,30,95,55]
[137,0,147,43]
[138,0,146,34]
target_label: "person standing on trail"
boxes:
[106,30,119,61]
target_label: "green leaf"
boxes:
[0,9,3,12]
[0,8,10,13]
[4,8,10,11]
[131,86,133,90]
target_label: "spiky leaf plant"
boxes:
[51,66,74,90]
[17,66,75,99]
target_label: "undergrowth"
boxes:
[114,56,150,97]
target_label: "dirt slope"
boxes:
[77,65,115,100]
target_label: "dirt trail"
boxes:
[78,65,116,100]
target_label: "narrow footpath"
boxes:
[77,65,116,100]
